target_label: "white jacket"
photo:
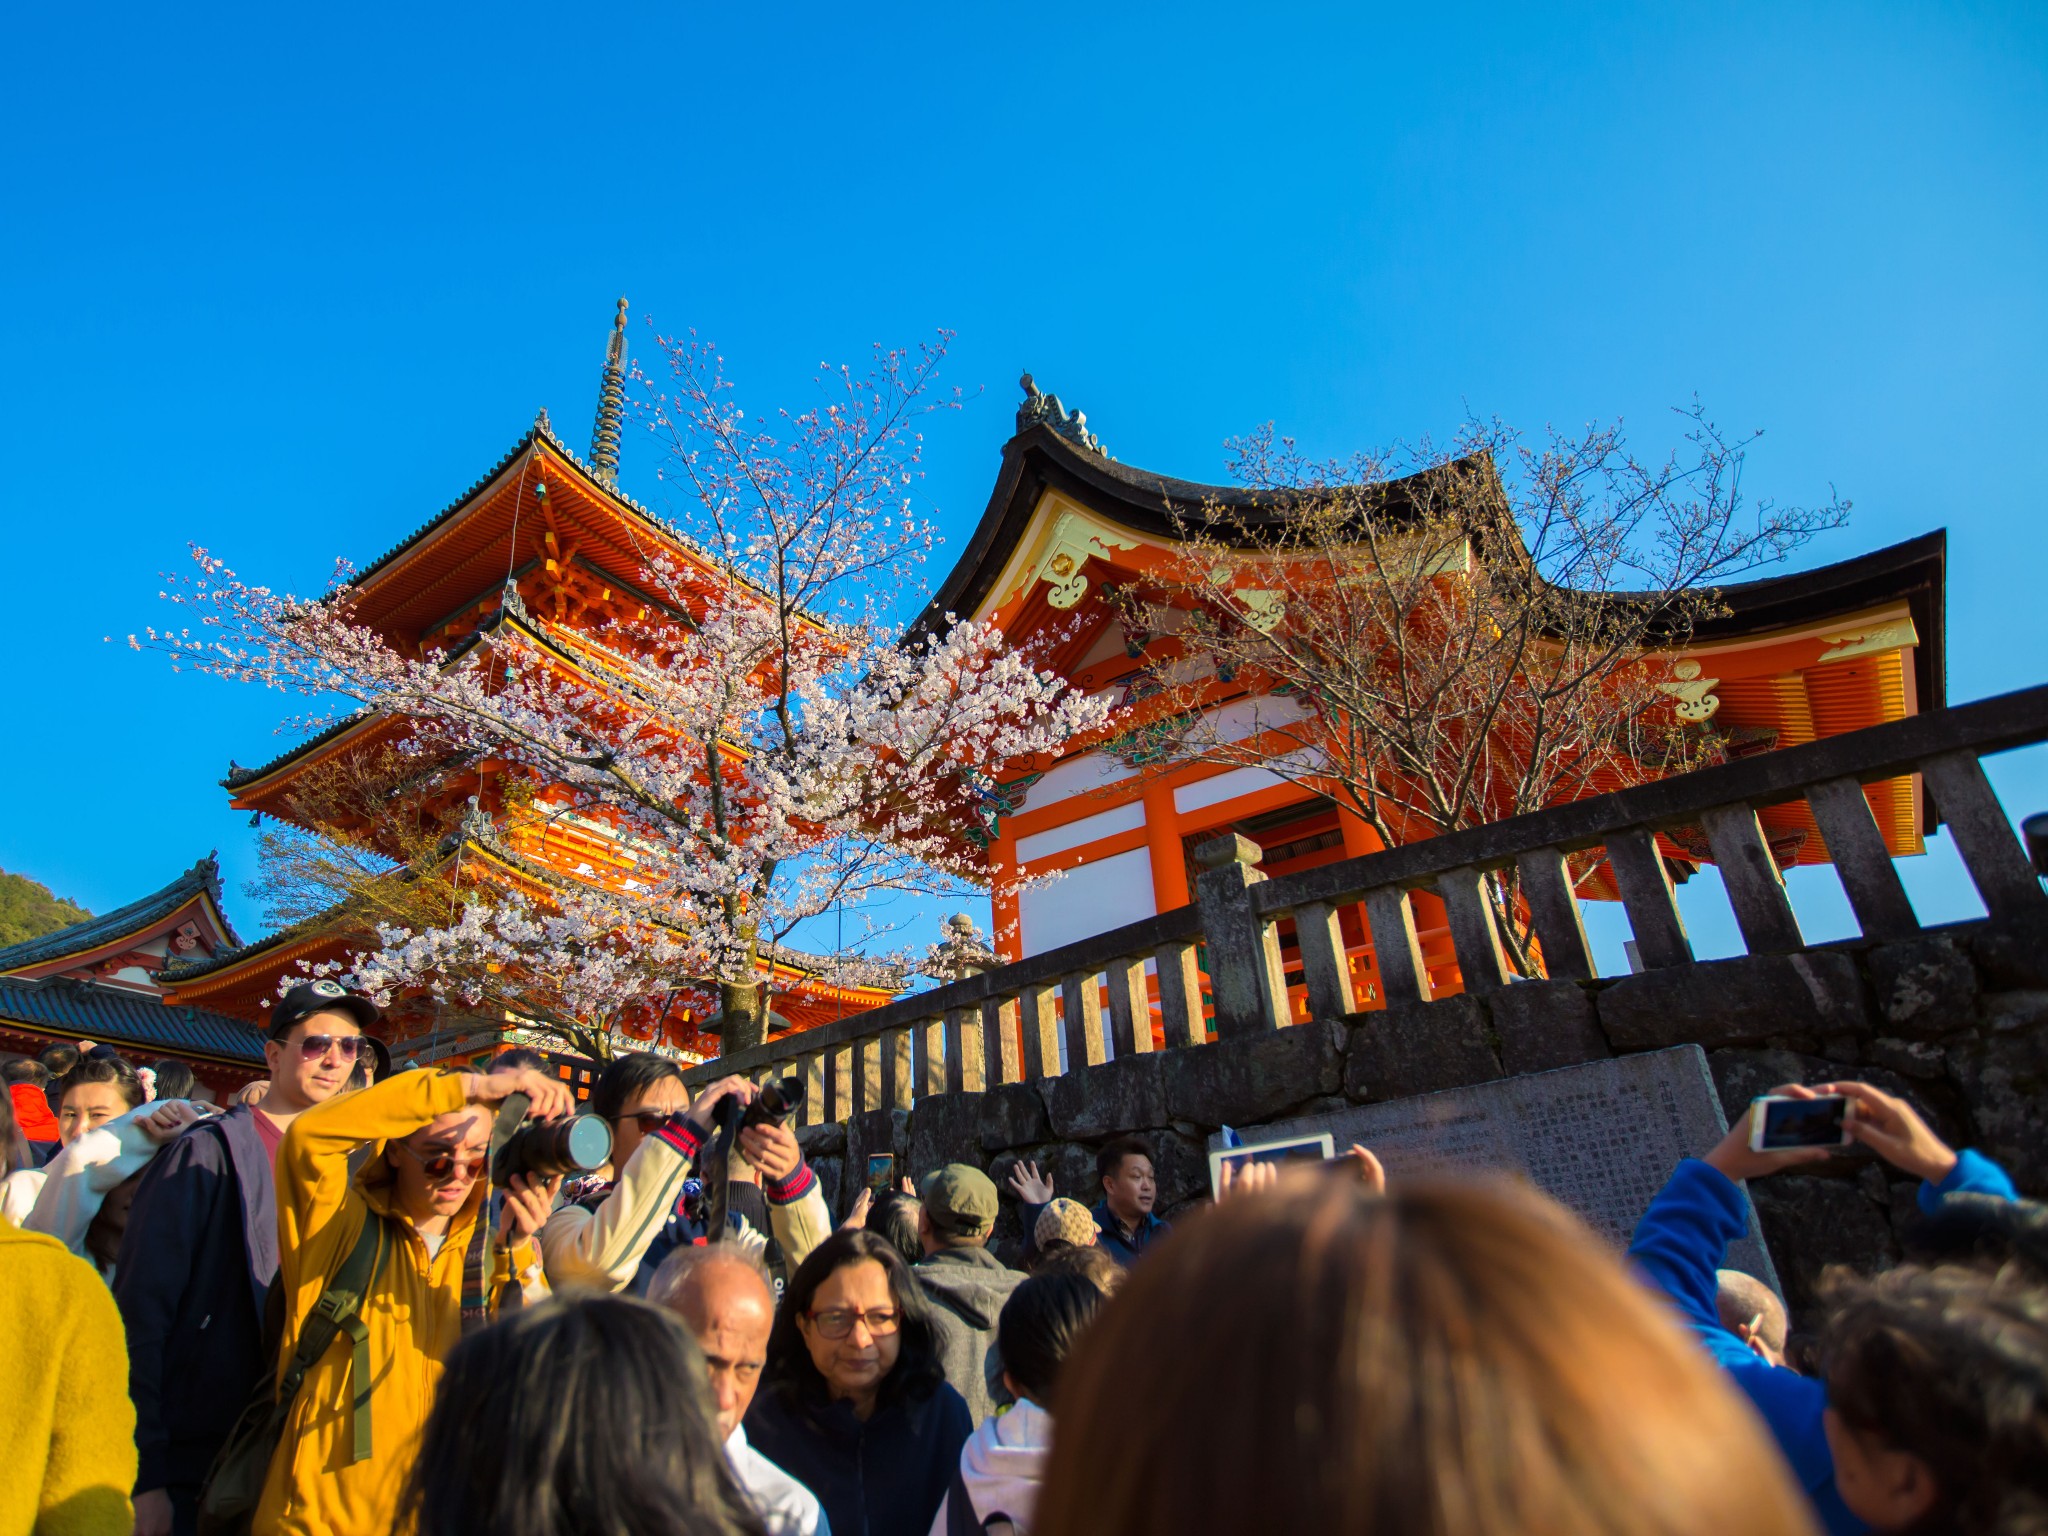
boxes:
[927,1398,1053,1536]
[23,1099,201,1272]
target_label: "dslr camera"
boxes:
[492,1101,614,1185]
[716,1074,805,1134]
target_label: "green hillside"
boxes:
[0,869,93,949]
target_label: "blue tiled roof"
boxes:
[0,855,241,974]
[0,976,266,1064]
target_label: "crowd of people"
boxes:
[3,974,2046,1536]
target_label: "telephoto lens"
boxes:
[737,1075,805,1132]
[493,1113,613,1185]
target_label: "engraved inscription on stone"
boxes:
[1212,1045,1780,1291]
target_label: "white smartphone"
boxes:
[1748,1094,1854,1152]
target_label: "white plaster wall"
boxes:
[1015,752,1135,816]
[1017,846,1157,957]
[1014,801,1147,865]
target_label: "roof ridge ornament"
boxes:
[1017,371,1114,460]
[590,297,629,486]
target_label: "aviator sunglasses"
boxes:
[288,1033,365,1061]
[393,1141,487,1181]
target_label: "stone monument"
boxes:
[1210,1044,1780,1290]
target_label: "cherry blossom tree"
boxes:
[141,331,1111,1055]
[1113,406,1848,977]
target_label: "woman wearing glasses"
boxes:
[748,1228,973,1536]
[250,1024,576,1536]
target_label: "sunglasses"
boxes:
[287,1034,365,1061]
[394,1141,487,1181]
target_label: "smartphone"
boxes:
[1748,1094,1854,1152]
[1207,1133,1336,1199]
[866,1153,896,1191]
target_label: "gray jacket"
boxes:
[915,1244,1026,1424]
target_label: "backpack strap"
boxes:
[277,1213,388,1464]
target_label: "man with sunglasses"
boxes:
[541,1056,830,1299]
[113,979,377,1536]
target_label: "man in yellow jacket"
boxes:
[254,1062,572,1536]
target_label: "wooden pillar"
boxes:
[991,829,1022,962]
[1143,781,1190,913]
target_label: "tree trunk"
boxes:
[719,978,766,1053]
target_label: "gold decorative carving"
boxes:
[1657,658,1722,722]
[1014,510,1140,610]
[1817,617,1919,663]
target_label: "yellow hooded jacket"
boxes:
[254,1068,533,1536]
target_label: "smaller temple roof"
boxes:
[0,975,266,1064]
[0,855,241,976]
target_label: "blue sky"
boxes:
[2,2,2042,971]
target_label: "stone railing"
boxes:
[683,683,2048,1123]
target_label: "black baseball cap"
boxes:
[269,979,382,1039]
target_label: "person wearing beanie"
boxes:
[915,1164,1028,1424]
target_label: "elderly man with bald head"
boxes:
[651,1245,831,1536]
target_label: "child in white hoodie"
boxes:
[929,1271,1106,1536]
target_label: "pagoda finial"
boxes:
[590,296,629,485]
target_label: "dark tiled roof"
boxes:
[0,976,266,1063]
[0,855,241,973]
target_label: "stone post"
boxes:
[1193,834,1288,1037]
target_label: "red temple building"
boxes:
[0,855,266,1097]
[920,380,1945,1013]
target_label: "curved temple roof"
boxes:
[913,404,1945,715]
[0,854,241,976]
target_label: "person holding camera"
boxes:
[251,1051,573,1536]
[539,1062,829,1298]
[1628,1079,2020,1536]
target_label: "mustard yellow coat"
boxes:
[0,1224,137,1536]
[254,1069,532,1536]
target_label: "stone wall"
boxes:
[795,913,2047,1315]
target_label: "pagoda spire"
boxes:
[589,296,629,485]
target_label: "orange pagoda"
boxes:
[160,304,899,1068]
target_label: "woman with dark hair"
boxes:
[748,1228,972,1536]
[146,1057,198,1105]
[403,1293,767,1536]
[1037,1171,1821,1536]
[930,1271,1105,1536]
[53,1049,145,1146]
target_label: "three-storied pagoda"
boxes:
[161,304,899,1066]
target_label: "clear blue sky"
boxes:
[3,2,2043,971]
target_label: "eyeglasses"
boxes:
[617,1110,674,1131]
[394,1141,487,1182]
[293,1034,365,1061]
[806,1307,901,1340]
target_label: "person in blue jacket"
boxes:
[1629,1078,2018,1536]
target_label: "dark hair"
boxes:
[1033,1243,1125,1296]
[590,1051,687,1122]
[999,1271,1106,1406]
[3,1058,49,1088]
[1096,1135,1153,1190]
[764,1229,946,1411]
[39,1042,80,1078]
[865,1190,924,1268]
[1036,1177,1817,1536]
[56,1053,145,1113]
[1903,1194,2048,1285]
[1821,1262,2048,1536]
[148,1058,198,1104]
[0,1088,29,1177]
[402,1295,765,1536]
[487,1047,549,1075]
